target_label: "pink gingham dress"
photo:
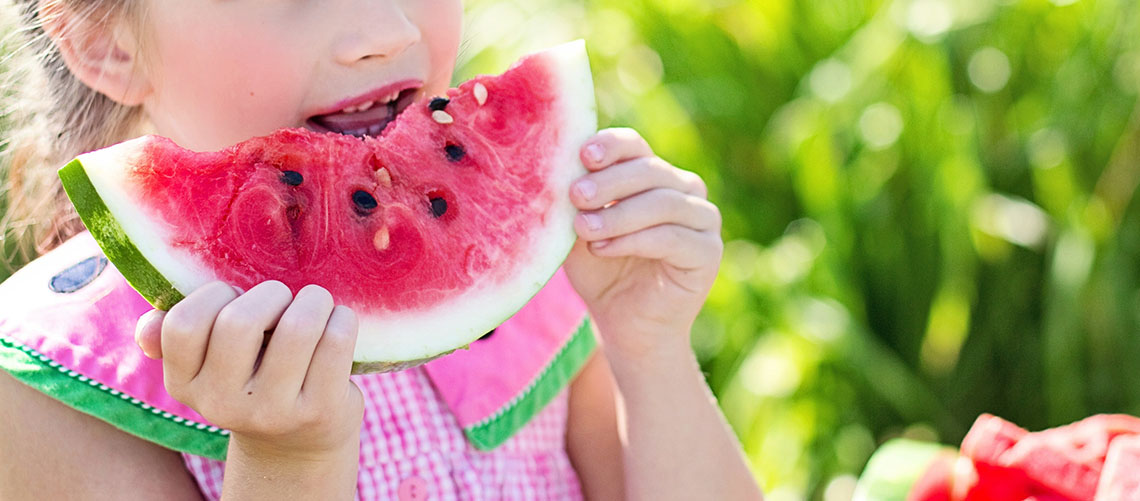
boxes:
[183,370,581,500]
[0,233,594,501]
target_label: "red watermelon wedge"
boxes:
[58,41,596,373]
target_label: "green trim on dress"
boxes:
[0,335,229,460]
[464,316,596,450]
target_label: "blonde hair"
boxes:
[1,0,143,272]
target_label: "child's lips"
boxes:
[310,103,394,135]
[308,87,419,137]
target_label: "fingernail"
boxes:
[585,143,604,163]
[582,213,603,231]
[592,239,610,249]
[575,179,597,201]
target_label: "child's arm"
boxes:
[135,281,363,500]
[564,128,763,500]
[0,371,204,500]
[566,352,626,499]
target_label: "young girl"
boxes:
[0,0,762,499]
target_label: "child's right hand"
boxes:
[134,281,364,461]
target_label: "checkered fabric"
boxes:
[182,367,582,500]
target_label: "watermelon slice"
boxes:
[59,41,597,373]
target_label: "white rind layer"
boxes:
[80,142,219,296]
[78,41,596,366]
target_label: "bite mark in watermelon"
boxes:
[59,41,597,373]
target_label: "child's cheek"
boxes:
[415,0,464,95]
[141,6,316,150]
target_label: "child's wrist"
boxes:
[597,324,696,374]
[228,424,360,463]
[223,432,361,500]
[228,429,360,465]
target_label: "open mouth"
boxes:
[307,87,420,138]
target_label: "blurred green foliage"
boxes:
[3,0,1140,499]
[461,0,1140,499]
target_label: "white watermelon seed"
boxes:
[375,167,392,188]
[432,110,454,124]
[373,226,390,251]
[474,82,488,106]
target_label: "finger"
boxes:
[199,281,293,388]
[575,189,721,242]
[580,128,654,171]
[135,309,165,359]
[588,224,723,271]
[301,305,358,398]
[161,281,240,387]
[571,157,708,210]
[252,284,335,400]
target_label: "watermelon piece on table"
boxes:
[1000,414,1140,500]
[1096,435,1140,500]
[59,41,597,373]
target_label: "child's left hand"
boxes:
[564,128,723,361]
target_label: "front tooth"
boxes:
[382,90,400,103]
[356,100,375,112]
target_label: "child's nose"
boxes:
[331,0,422,65]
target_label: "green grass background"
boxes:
[5,0,1140,499]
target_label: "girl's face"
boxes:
[137,0,463,152]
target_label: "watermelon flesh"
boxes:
[1096,435,1140,500]
[859,414,1140,501]
[60,41,597,372]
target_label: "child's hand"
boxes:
[564,128,723,362]
[134,281,363,461]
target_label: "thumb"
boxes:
[135,309,166,359]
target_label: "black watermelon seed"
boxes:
[429,197,448,218]
[479,329,496,341]
[353,190,378,212]
[445,144,466,162]
[281,170,303,186]
[428,97,450,111]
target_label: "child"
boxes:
[0,0,762,499]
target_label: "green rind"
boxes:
[59,158,184,310]
[464,316,596,450]
[351,351,453,374]
[0,335,229,460]
[854,438,955,501]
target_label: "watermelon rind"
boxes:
[854,439,955,501]
[58,158,185,310]
[61,41,597,372]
